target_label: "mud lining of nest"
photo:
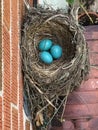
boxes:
[20,7,89,130]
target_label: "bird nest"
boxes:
[20,7,89,130]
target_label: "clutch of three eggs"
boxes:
[38,39,63,64]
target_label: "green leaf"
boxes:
[66,0,74,4]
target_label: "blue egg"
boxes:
[39,39,53,51]
[50,45,62,59]
[39,51,53,64]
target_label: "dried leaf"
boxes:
[35,112,44,127]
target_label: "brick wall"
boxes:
[0,0,2,90]
[0,0,33,130]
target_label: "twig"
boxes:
[23,0,31,10]
[26,74,56,109]
[79,2,93,24]
[47,96,67,126]
[37,98,55,114]
[90,65,98,70]
[60,89,70,121]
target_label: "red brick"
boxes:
[87,40,98,53]
[0,97,2,129]
[0,0,2,90]
[92,32,98,40]
[85,26,98,40]
[11,0,18,105]
[18,99,24,130]
[73,119,89,130]
[89,66,98,79]
[12,108,18,130]
[67,90,98,105]
[85,33,93,41]
[3,0,10,30]
[80,79,98,91]
[89,53,98,65]
[3,25,11,130]
[85,33,98,41]
[18,65,24,130]
[2,0,30,130]
[85,25,98,32]
[19,0,25,21]
[17,1,24,130]
[64,103,98,119]
[62,120,74,130]
[89,117,98,130]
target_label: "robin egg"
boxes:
[38,39,53,51]
[50,44,62,59]
[39,51,53,64]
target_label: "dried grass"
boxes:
[20,7,89,130]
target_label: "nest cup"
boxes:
[21,7,89,130]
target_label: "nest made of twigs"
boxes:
[20,7,89,130]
